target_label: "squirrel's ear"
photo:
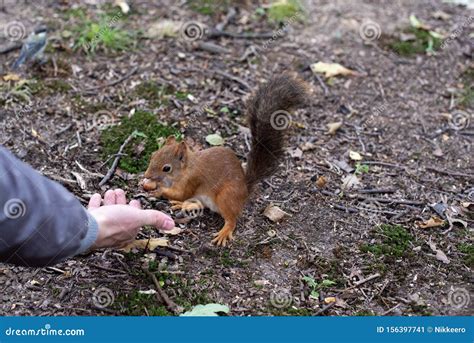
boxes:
[165,136,177,145]
[175,141,188,162]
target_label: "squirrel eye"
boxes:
[162,164,172,173]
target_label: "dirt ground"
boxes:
[0,0,472,316]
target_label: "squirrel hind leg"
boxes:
[211,183,246,246]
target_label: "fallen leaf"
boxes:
[120,238,168,252]
[180,303,230,317]
[324,296,336,304]
[409,14,431,30]
[349,150,362,161]
[114,0,130,13]
[310,62,357,78]
[300,142,317,151]
[138,289,157,295]
[341,174,361,189]
[263,204,289,222]
[205,133,224,146]
[288,147,303,159]
[71,172,86,190]
[147,20,181,39]
[159,227,183,235]
[432,147,443,157]
[316,175,327,188]
[427,241,450,264]
[3,73,20,81]
[327,121,343,135]
[432,10,451,20]
[416,216,445,229]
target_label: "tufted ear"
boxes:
[174,141,188,163]
[165,135,177,145]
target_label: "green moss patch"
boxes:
[360,224,413,258]
[133,82,174,107]
[115,291,171,316]
[458,243,474,268]
[100,110,179,173]
[385,28,442,56]
[268,0,304,23]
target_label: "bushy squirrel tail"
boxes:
[245,74,308,193]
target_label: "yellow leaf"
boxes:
[416,216,445,229]
[324,297,336,304]
[3,73,21,81]
[327,121,343,135]
[311,62,357,78]
[120,238,168,252]
[349,150,362,161]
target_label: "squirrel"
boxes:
[142,74,308,246]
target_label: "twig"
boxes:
[90,263,127,274]
[144,269,181,315]
[355,195,424,206]
[340,273,381,293]
[81,66,139,95]
[425,167,474,179]
[314,74,329,95]
[363,161,406,169]
[207,28,279,40]
[98,132,135,187]
[358,188,395,194]
[212,70,251,90]
[381,303,401,316]
[314,302,336,316]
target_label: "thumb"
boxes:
[135,209,175,230]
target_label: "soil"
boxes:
[0,0,472,316]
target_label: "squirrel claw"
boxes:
[212,230,234,247]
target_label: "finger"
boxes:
[103,190,116,205]
[115,189,127,205]
[137,209,175,230]
[88,193,102,209]
[129,199,142,209]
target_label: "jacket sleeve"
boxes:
[0,146,98,267]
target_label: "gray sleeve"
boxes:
[0,146,99,267]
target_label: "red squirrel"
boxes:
[142,75,308,246]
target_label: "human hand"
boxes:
[87,189,174,249]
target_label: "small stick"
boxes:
[355,195,424,206]
[144,269,181,315]
[340,273,381,293]
[207,28,279,40]
[81,66,139,95]
[381,303,401,316]
[98,132,135,186]
[213,70,251,90]
[425,167,474,179]
[314,74,329,95]
[358,188,395,194]
[363,161,406,169]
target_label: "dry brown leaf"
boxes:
[416,216,445,229]
[428,241,450,264]
[263,204,289,222]
[159,227,183,235]
[316,176,327,188]
[327,121,343,135]
[3,73,20,81]
[341,174,361,189]
[120,238,168,252]
[311,62,357,78]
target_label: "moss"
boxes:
[43,79,72,94]
[387,28,442,56]
[100,110,180,173]
[188,0,230,15]
[115,291,171,316]
[460,67,474,109]
[360,224,413,258]
[268,0,304,23]
[458,243,474,267]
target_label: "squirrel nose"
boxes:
[142,178,158,191]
